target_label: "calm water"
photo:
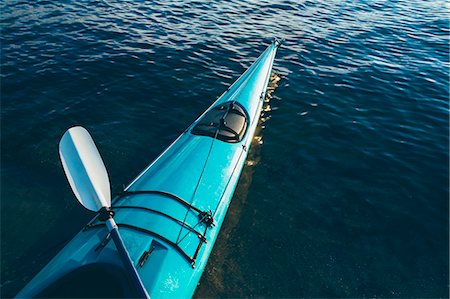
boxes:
[1,0,449,298]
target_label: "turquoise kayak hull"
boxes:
[16,40,279,298]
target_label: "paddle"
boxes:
[59,126,150,299]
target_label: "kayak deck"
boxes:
[16,40,280,298]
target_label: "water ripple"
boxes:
[1,0,448,297]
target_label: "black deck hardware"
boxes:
[198,210,215,227]
[98,207,115,221]
[191,101,249,143]
[138,245,155,267]
[95,233,112,252]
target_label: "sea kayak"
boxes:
[16,39,280,298]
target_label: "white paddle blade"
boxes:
[59,126,111,212]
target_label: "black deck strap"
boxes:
[117,190,203,214]
[191,226,209,267]
[86,223,195,265]
[113,205,205,238]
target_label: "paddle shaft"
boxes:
[106,218,150,299]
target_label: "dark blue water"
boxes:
[1,0,449,298]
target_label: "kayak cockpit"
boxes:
[35,263,140,298]
[191,101,248,143]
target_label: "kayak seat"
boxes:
[191,102,248,143]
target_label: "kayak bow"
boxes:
[16,39,280,298]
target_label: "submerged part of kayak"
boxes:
[16,40,280,299]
